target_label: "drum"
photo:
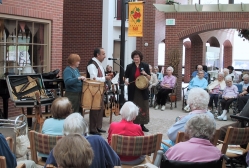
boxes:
[81,80,105,110]
[135,75,149,90]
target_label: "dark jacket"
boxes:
[124,62,150,101]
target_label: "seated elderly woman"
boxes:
[42,97,72,135]
[166,114,221,162]
[207,72,226,112]
[154,66,164,81]
[149,64,158,106]
[107,101,144,165]
[155,66,176,111]
[217,76,239,121]
[53,134,94,168]
[45,113,121,168]
[161,87,214,152]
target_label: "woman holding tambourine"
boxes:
[124,50,151,132]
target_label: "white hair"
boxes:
[120,101,139,121]
[242,74,249,80]
[185,114,216,140]
[187,88,209,110]
[218,72,224,77]
[63,113,88,135]
[225,75,232,82]
[167,66,174,72]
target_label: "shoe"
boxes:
[155,105,159,110]
[89,132,102,135]
[97,128,106,133]
[217,110,227,121]
[161,105,165,111]
[141,125,149,132]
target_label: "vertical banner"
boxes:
[128,2,143,37]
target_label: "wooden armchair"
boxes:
[29,130,63,166]
[111,133,162,168]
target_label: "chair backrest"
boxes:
[175,129,220,146]
[160,154,223,168]
[111,133,162,163]
[29,130,63,164]
[221,126,249,154]
[0,156,6,168]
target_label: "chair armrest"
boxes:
[153,150,164,166]
[217,139,224,145]
[222,154,231,163]
[16,163,26,168]
[5,137,13,152]
[161,141,172,148]
[230,115,249,122]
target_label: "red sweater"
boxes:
[108,119,144,161]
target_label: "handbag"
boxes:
[156,81,162,91]
[15,122,30,157]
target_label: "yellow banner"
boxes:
[128,2,143,37]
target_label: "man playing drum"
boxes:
[86,47,112,135]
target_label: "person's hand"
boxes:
[78,76,86,81]
[125,81,129,85]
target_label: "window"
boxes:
[0,15,51,77]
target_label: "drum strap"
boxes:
[87,60,103,78]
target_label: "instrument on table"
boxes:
[135,75,149,90]
[81,80,105,110]
[114,84,120,116]
[104,92,111,117]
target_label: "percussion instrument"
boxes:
[135,75,149,90]
[81,80,105,110]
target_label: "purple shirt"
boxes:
[222,85,238,98]
[166,138,221,162]
[160,75,176,89]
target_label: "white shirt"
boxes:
[87,57,105,82]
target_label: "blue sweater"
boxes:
[188,77,208,90]
[0,134,17,168]
[63,66,82,92]
[45,135,121,168]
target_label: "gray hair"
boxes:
[223,68,229,75]
[187,88,209,110]
[225,75,232,82]
[63,113,88,135]
[167,66,174,72]
[120,101,139,121]
[242,74,249,80]
[185,114,216,140]
[218,72,224,77]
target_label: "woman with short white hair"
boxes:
[155,66,176,111]
[217,76,238,121]
[107,101,144,165]
[166,114,221,162]
[161,88,214,152]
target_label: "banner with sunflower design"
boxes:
[128,2,143,37]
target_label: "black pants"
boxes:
[156,89,172,106]
[238,95,249,112]
[208,94,219,108]
[220,98,235,111]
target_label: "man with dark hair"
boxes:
[86,47,112,135]
[191,65,208,81]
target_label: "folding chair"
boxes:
[111,133,162,167]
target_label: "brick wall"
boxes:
[223,40,233,68]
[62,0,103,73]
[0,0,63,117]
[163,12,249,99]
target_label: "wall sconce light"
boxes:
[144,42,148,47]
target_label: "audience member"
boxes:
[240,74,249,91]
[166,114,221,162]
[237,85,249,114]
[217,76,238,121]
[148,64,158,106]
[227,65,240,83]
[155,66,176,111]
[223,68,229,78]
[161,88,214,152]
[219,98,249,140]
[154,66,163,81]
[42,97,72,135]
[207,72,226,112]
[188,70,208,90]
[53,134,94,168]
[45,113,121,168]
[191,65,208,80]
[107,101,144,165]
[0,133,36,168]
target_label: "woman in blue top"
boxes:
[63,54,86,112]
